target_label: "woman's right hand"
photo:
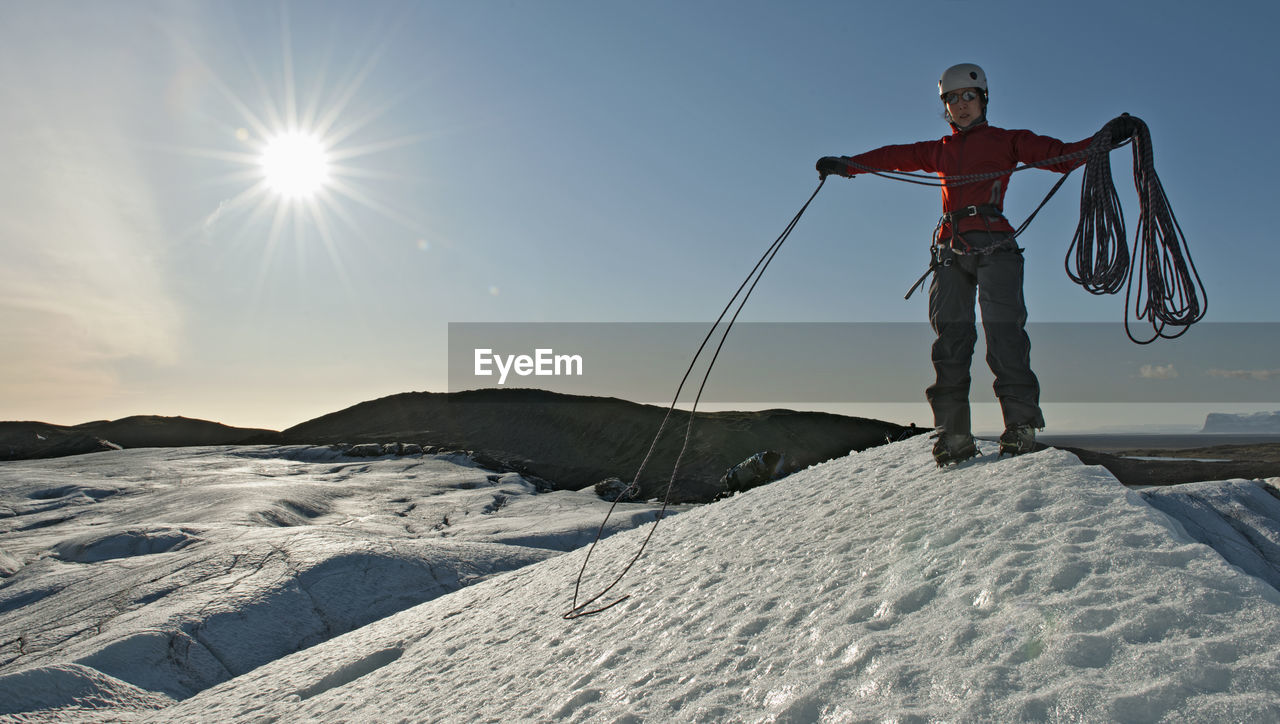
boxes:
[816,156,851,180]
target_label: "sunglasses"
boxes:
[943,90,981,104]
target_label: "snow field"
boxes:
[151,437,1280,722]
[1141,478,1280,592]
[0,446,680,720]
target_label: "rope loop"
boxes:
[1065,115,1207,343]
[564,179,826,620]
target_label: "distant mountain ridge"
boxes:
[1201,411,1280,433]
[0,416,274,461]
[2,391,914,502]
[7,393,1280,502]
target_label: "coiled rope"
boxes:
[1066,115,1207,343]
[563,179,826,619]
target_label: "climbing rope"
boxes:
[1066,115,1207,343]
[563,179,826,619]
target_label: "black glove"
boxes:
[1109,114,1139,147]
[816,156,852,180]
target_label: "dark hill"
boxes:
[0,416,274,461]
[276,389,915,502]
[8,392,1277,500]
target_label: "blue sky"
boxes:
[2,1,1277,432]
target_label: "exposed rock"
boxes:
[346,444,386,457]
[594,477,640,502]
[718,450,788,497]
[1059,445,1280,487]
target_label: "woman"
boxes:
[816,63,1099,466]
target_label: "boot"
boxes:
[998,424,1037,457]
[932,432,978,467]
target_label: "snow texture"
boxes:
[2,438,1280,722]
[1141,479,1280,593]
[0,446,679,721]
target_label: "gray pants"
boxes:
[926,232,1044,436]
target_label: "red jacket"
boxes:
[845,121,1092,239]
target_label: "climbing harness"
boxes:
[564,180,826,620]
[898,145,1082,300]
[904,203,1029,300]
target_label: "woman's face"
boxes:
[944,87,984,128]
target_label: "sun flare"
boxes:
[192,9,427,279]
[260,131,330,199]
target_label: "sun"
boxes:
[187,6,429,280]
[260,131,330,199]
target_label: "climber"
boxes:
[816,63,1131,465]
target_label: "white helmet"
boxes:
[939,63,988,101]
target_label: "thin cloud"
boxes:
[203,199,228,237]
[1207,368,1280,381]
[1139,363,1178,380]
